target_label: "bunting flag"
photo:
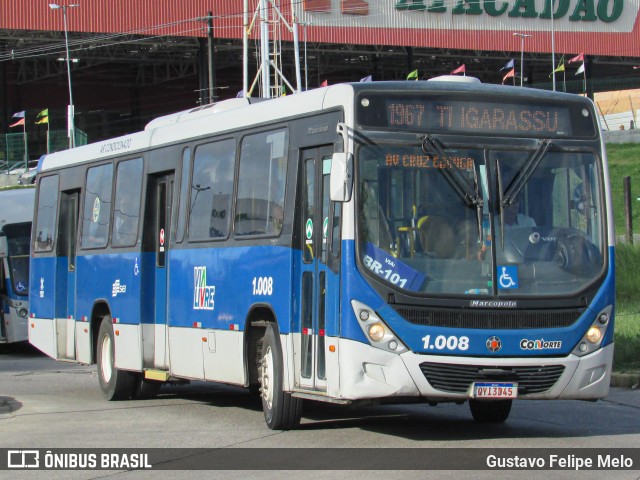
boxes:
[550,58,565,77]
[359,75,372,82]
[9,111,25,128]
[568,53,584,64]
[407,69,418,80]
[501,59,514,71]
[502,68,515,83]
[9,117,25,127]
[451,64,465,75]
[320,79,328,87]
[36,108,49,124]
[575,63,585,75]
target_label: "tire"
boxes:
[132,376,162,400]
[96,316,136,401]
[259,323,302,430]
[469,399,512,423]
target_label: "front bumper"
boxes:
[337,338,613,401]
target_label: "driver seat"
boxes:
[417,216,456,258]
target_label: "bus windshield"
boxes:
[357,141,605,297]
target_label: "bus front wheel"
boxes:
[259,322,302,430]
[469,399,512,423]
[96,316,135,401]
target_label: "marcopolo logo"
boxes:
[470,300,517,308]
[193,266,215,310]
[520,338,563,350]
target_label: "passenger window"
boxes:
[34,175,59,252]
[188,139,235,240]
[81,164,113,249]
[112,158,143,247]
[235,129,288,236]
[176,148,190,243]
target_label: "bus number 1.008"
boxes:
[252,276,273,296]
[422,334,470,351]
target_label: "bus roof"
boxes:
[0,187,35,228]
[38,80,593,172]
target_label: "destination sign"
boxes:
[357,94,597,139]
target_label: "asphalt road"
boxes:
[1,342,640,480]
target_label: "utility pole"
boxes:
[513,33,531,87]
[207,11,215,104]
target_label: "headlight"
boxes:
[351,300,408,354]
[367,323,385,342]
[572,305,612,357]
[17,308,28,318]
[586,327,602,344]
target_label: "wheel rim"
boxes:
[100,333,113,383]
[261,345,274,410]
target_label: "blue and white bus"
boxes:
[1,187,34,344]
[29,78,614,429]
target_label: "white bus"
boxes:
[1,187,35,344]
[30,79,614,429]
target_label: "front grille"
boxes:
[394,305,583,329]
[420,362,565,395]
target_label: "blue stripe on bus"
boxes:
[28,243,615,358]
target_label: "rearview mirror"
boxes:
[330,152,353,202]
[0,235,7,258]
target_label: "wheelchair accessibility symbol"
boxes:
[498,266,518,289]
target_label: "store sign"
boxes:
[393,0,624,23]
[301,0,635,30]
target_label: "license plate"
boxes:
[472,382,518,399]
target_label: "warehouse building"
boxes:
[0,0,639,160]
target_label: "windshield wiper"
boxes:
[502,139,552,206]
[498,139,553,249]
[420,134,485,244]
[419,134,483,208]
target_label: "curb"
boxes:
[611,373,640,389]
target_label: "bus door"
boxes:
[0,258,6,341]
[55,191,79,359]
[142,173,173,370]
[295,146,337,392]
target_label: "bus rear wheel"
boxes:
[259,323,302,430]
[469,399,512,423]
[96,316,135,401]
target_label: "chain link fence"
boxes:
[1,129,87,173]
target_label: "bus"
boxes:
[29,78,614,429]
[1,187,35,344]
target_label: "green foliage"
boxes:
[607,143,640,238]
[608,144,640,371]
[0,185,35,191]
[614,244,640,371]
